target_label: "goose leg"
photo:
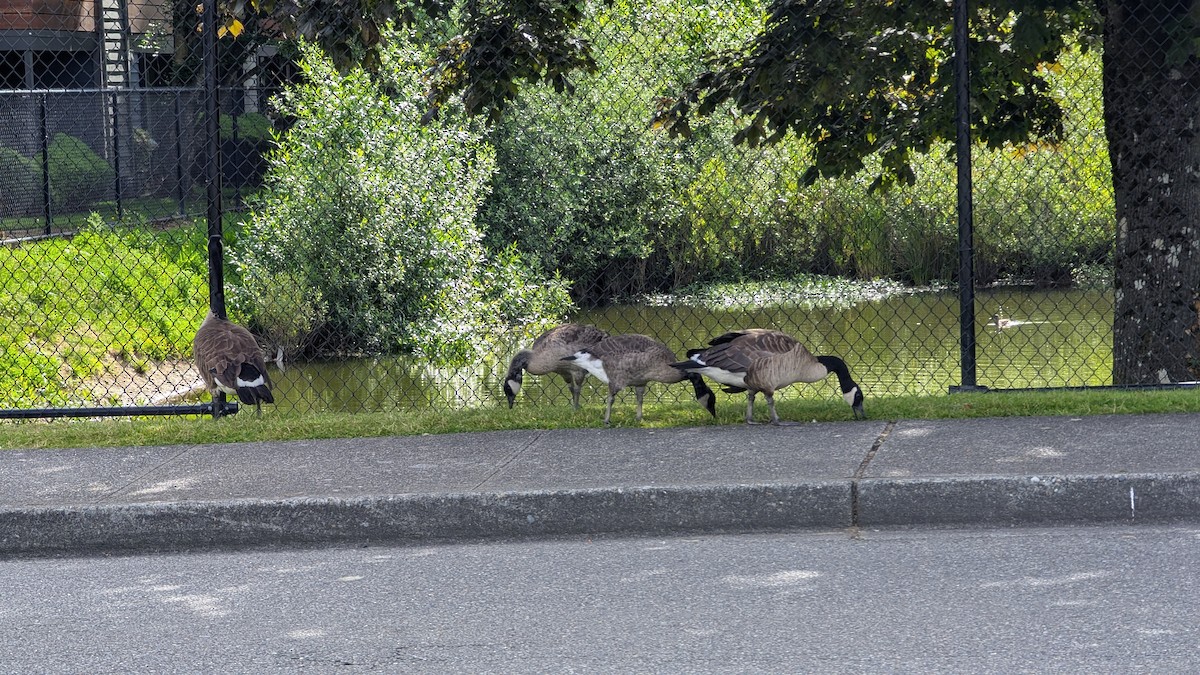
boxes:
[745,391,757,425]
[634,385,646,422]
[604,385,617,427]
[564,371,585,410]
[766,392,799,426]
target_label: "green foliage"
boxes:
[40,134,115,212]
[423,0,607,122]
[481,102,674,302]
[233,35,573,364]
[475,1,1113,296]
[0,215,208,407]
[644,274,907,310]
[219,0,455,76]
[480,0,770,300]
[0,147,40,219]
[654,0,1099,190]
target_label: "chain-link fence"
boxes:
[2,0,1195,420]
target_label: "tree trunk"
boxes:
[1105,0,1200,384]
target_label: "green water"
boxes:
[270,287,1114,413]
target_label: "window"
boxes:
[32,50,94,89]
[1,51,27,88]
[138,52,175,88]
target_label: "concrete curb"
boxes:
[0,481,850,557]
[5,472,1200,557]
[856,472,1200,528]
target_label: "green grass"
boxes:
[0,217,209,407]
[3,387,1198,451]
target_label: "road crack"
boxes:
[850,420,896,528]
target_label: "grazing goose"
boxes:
[503,323,608,409]
[562,333,716,426]
[671,328,865,425]
[193,310,274,417]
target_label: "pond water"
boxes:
[269,287,1114,414]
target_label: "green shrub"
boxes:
[0,147,41,218]
[40,134,115,212]
[233,35,573,364]
[479,0,764,302]
[481,109,672,302]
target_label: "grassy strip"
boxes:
[3,387,1198,450]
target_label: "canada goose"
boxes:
[989,308,1043,331]
[562,333,716,426]
[989,307,1013,331]
[193,310,274,416]
[672,328,865,424]
[503,323,608,409]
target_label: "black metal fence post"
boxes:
[111,90,124,220]
[951,0,982,393]
[173,90,186,216]
[39,92,52,235]
[202,0,231,418]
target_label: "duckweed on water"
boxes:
[641,275,918,310]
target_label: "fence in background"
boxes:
[1,0,1183,420]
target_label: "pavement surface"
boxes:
[3,412,1200,557]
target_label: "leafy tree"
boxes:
[649,0,1198,385]
[209,0,595,110]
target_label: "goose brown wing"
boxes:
[738,329,804,356]
[534,323,607,353]
[527,324,608,373]
[228,324,272,387]
[195,318,271,389]
[707,328,794,349]
[695,341,755,373]
[700,329,802,373]
[585,334,672,361]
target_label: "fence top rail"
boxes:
[0,87,207,96]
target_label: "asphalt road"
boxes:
[4,525,1197,673]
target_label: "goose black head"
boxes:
[503,375,522,408]
[687,373,717,418]
[847,385,866,420]
[817,355,866,420]
[503,350,531,408]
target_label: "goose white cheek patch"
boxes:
[506,379,522,396]
[844,387,860,406]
